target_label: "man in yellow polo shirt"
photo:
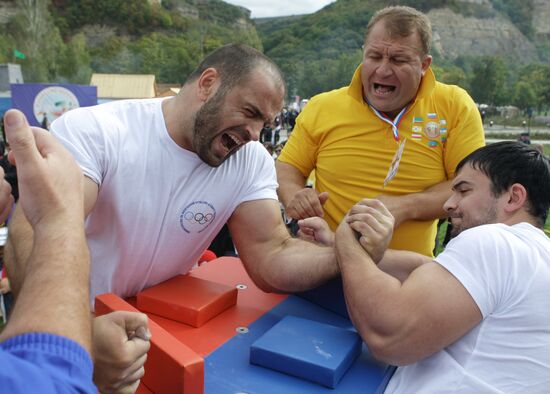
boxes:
[276,5,485,256]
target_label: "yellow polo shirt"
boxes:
[278,66,485,256]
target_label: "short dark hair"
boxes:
[365,6,432,56]
[456,141,550,227]
[185,43,285,96]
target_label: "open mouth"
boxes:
[220,131,249,153]
[373,83,396,95]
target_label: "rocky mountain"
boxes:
[256,0,550,65]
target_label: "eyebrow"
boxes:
[247,103,272,125]
[451,180,470,191]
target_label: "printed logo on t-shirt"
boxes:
[179,201,216,233]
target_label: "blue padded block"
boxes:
[296,277,349,319]
[250,315,362,388]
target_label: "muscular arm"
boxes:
[335,220,481,366]
[228,198,338,293]
[5,176,98,296]
[275,160,328,219]
[376,179,452,227]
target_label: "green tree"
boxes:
[512,81,537,111]
[469,56,508,105]
[58,33,92,84]
[10,0,65,82]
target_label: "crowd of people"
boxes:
[0,5,548,394]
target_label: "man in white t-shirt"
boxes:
[333,141,550,393]
[5,44,337,393]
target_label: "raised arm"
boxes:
[275,160,328,220]
[228,198,338,293]
[0,109,91,351]
[335,201,481,366]
[5,175,99,296]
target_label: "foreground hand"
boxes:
[297,216,334,246]
[3,109,84,228]
[346,199,394,263]
[93,311,151,394]
[285,189,329,220]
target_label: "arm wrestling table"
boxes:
[95,257,388,394]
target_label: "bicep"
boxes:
[393,263,482,363]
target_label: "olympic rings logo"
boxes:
[183,211,214,225]
[180,201,216,233]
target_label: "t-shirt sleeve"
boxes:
[0,332,96,394]
[50,107,111,186]
[238,142,279,203]
[276,103,319,178]
[435,226,508,318]
[443,87,486,178]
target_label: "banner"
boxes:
[10,83,97,127]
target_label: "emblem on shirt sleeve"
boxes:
[180,201,216,233]
[424,121,440,139]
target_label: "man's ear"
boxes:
[421,55,432,76]
[504,183,528,214]
[197,68,219,102]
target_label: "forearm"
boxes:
[336,228,428,364]
[238,230,338,293]
[337,235,402,337]
[275,161,307,207]
[4,204,35,296]
[405,180,452,221]
[377,249,433,283]
[384,180,452,224]
[0,223,92,352]
[261,237,338,293]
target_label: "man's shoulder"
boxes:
[452,223,546,251]
[432,80,472,102]
[307,86,351,107]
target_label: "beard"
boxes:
[450,201,498,237]
[192,88,227,167]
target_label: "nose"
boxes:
[443,194,457,214]
[375,58,393,77]
[250,121,265,142]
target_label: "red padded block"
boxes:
[136,275,238,328]
[95,294,204,394]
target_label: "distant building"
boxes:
[90,73,156,101]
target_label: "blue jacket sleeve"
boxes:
[0,332,96,394]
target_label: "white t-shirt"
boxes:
[386,222,550,393]
[51,99,278,301]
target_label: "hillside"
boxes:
[0,0,549,109]
[0,0,262,84]
[254,0,550,102]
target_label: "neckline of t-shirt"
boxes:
[155,98,202,161]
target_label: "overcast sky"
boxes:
[224,0,336,18]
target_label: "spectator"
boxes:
[276,6,485,256]
[0,109,98,393]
